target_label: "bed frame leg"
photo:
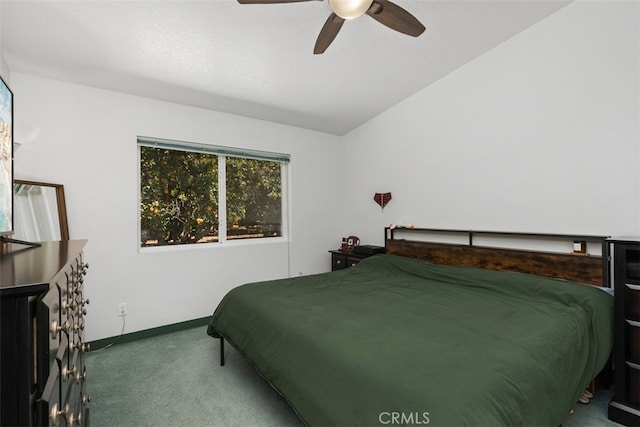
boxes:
[220,337,225,366]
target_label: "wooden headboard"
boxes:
[385,228,610,287]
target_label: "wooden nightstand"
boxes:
[608,237,640,427]
[329,246,385,271]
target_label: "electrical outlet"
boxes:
[118,302,128,316]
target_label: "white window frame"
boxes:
[137,136,290,251]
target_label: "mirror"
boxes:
[13,180,69,242]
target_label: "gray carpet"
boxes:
[85,326,622,427]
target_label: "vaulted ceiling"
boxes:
[1,0,572,135]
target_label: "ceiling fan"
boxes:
[237,0,426,54]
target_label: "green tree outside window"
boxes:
[140,146,283,247]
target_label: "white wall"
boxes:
[9,0,639,341]
[342,0,640,245]
[10,73,344,341]
[0,1,6,81]
[0,55,8,82]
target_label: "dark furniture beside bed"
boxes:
[209,228,613,426]
[329,250,369,271]
[608,237,640,426]
[0,240,90,426]
[329,245,385,271]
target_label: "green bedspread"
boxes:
[208,254,613,426]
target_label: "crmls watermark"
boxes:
[378,411,430,425]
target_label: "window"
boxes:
[225,157,282,240]
[138,137,288,248]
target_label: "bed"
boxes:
[207,228,614,426]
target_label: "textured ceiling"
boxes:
[1,0,572,135]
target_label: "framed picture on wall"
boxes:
[0,75,13,237]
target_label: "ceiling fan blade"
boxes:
[314,13,345,55]
[366,0,425,37]
[237,0,320,4]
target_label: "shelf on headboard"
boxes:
[386,227,609,247]
[384,227,610,287]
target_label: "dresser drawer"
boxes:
[331,252,347,270]
[54,262,76,305]
[626,363,640,406]
[627,320,640,365]
[36,285,62,395]
[332,253,364,270]
[61,366,87,426]
[625,284,640,321]
[56,334,69,366]
[627,261,640,281]
[37,359,61,426]
[346,256,363,268]
[330,250,373,272]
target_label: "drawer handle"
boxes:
[49,403,69,426]
[50,320,70,339]
[49,320,59,339]
[61,299,77,313]
[82,394,92,405]
[67,410,82,426]
[71,341,90,353]
[74,367,87,383]
[62,365,77,382]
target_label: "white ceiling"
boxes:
[1,0,572,135]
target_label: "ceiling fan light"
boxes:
[328,0,374,20]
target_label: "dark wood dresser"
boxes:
[608,237,640,426]
[1,240,90,426]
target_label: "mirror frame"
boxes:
[14,179,70,240]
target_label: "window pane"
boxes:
[140,146,218,246]
[226,157,282,240]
